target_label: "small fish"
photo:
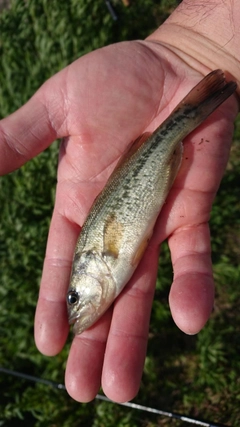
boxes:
[67,70,237,334]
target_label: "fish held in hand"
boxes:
[67,69,237,334]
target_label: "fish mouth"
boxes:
[72,318,85,335]
[68,312,85,334]
[68,306,94,334]
[67,305,84,326]
[72,314,95,335]
[68,312,80,325]
[67,301,88,325]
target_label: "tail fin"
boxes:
[177,69,237,122]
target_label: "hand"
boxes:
[0,39,238,403]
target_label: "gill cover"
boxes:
[67,250,116,334]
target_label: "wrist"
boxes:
[147,0,240,99]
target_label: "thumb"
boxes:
[0,71,68,175]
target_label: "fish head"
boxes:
[66,250,116,334]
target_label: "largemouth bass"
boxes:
[67,69,237,334]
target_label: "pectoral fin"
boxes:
[103,214,123,259]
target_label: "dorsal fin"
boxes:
[115,132,152,170]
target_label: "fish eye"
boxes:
[67,290,79,305]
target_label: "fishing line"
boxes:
[0,367,228,427]
[105,1,118,20]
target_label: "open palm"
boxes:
[0,40,238,402]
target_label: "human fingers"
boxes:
[64,309,112,403]
[101,243,159,402]
[0,69,69,175]
[156,100,238,334]
[168,222,214,334]
[64,242,159,403]
[34,201,76,355]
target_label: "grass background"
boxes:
[0,0,240,425]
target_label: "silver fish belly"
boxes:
[66,69,237,334]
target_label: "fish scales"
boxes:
[77,107,197,243]
[67,69,237,334]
